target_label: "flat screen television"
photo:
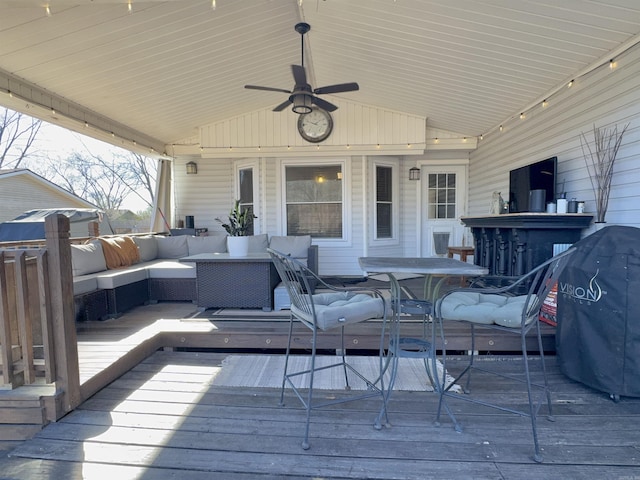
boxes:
[508,157,557,213]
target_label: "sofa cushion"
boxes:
[95,265,149,289]
[133,235,159,262]
[269,235,311,259]
[73,275,99,295]
[144,260,197,279]
[187,235,227,255]
[156,235,189,258]
[247,233,269,253]
[71,242,107,276]
[98,236,141,269]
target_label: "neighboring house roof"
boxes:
[0,168,98,227]
[0,208,110,242]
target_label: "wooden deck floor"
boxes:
[0,301,638,478]
[2,348,640,479]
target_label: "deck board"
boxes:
[3,348,640,479]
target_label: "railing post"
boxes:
[45,214,81,415]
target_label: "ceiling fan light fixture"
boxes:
[292,94,312,114]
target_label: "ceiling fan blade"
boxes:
[314,82,359,95]
[311,96,338,112]
[273,99,293,112]
[245,85,292,94]
[291,65,307,86]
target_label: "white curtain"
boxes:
[150,158,172,233]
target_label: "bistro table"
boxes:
[358,256,488,425]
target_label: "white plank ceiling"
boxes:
[1,0,640,149]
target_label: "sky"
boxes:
[33,121,154,212]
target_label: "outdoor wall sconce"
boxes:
[186,161,198,175]
[409,167,420,181]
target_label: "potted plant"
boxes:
[216,200,257,256]
[580,123,629,225]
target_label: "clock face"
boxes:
[297,107,333,143]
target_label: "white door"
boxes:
[421,165,468,257]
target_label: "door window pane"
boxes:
[428,173,456,219]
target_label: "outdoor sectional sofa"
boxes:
[71,233,317,321]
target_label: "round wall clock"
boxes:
[297,107,333,143]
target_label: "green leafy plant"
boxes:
[216,200,257,236]
[580,123,629,223]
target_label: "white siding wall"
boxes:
[468,44,640,232]
[199,99,426,154]
[172,156,234,234]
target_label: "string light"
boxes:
[211,0,216,10]
[567,79,574,88]
[609,59,616,70]
[127,1,132,13]
[499,125,503,132]
[45,5,51,16]
[519,112,525,120]
[542,99,548,108]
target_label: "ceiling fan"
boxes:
[244,22,359,114]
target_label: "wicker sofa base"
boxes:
[74,289,109,322]
[149,278,197,302]
[105,279,150,318]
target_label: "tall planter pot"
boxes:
[227,236,249,257]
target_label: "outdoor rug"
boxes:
[212,354,461,392]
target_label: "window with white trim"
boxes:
[375,165,393,239]
[238,167,255,235]
[285,164,343,238]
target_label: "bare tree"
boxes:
[108,151,157,210]
[41,150,157,216]
[0,107,42,168]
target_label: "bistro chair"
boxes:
[267,248,389,450]
[434,247,576,462]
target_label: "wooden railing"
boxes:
[0,248,55,387]
[0,215,81,419]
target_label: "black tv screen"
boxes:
[509,157,557,213]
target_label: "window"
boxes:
[238,167,254,236]
[428,173,456,219]
[375,165,393,238]
[285,165,342,238]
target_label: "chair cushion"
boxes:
[133,235,159,262]
[156,235,189,258]
[187,235,227,255]
[439,291,537,328]
[293,292,384,331]
[71,242,107,276]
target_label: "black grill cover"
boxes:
[557,225,640,397]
